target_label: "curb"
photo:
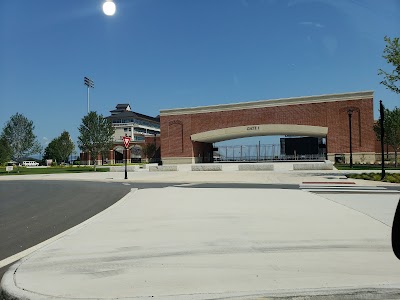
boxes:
[2,275,400,300]
[1,188,138,300]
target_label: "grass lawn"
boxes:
[0,166,110,175]
[336,164,400,170]
[346,172,400,183]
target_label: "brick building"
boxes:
[80,104,160,165]
[160,91,376,164]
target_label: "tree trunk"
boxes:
[395,149,398,168]
[91,151,97,171]
[387,143,389,159]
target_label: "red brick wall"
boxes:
[161,115,194,158]
[144,136,161,149]
[375,139,396,153]
[161,98,375,159]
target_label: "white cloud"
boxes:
[291,0,400,43]
[322,35,338,56]
[299,21,325,28]
[241,0,249,8]
[233,74,239,86]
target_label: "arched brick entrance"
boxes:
[160,91,375,164]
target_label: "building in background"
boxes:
[160,91,375,164]
[80,104,160,165]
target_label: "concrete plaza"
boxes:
[2,164,400,299]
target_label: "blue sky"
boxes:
[1,0,400,152]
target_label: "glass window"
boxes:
[134,135,145,141]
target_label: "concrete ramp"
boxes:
[2,188,400,299]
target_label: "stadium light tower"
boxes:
[84,77,94,113]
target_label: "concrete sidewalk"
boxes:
[1,169,398,187]
[2,188,400,299]
[1,162,399,187]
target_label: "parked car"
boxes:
[22,161,39,167]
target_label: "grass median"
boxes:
[346,172,400,183]
[336,164,400,170]
[0,166,110,175]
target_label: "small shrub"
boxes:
[392,174,400,183]
[372,174,382,181]
[360,174,367,180]
[385,175,396,183]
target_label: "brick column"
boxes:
[109,150,115,165]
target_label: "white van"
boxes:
[22,161,39,167]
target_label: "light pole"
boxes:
[154,133,157,163]
[380,100,385,180]
[348,109,353,168]
[84,77,94,113]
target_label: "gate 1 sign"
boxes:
[123,136,131,149]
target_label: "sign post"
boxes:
[122,136,131,179]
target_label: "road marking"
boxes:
[302,189,400,193]
[299,184,400,194]
[300,185,386,190]
[0,188,138,269]
[302,181,356,184]
[173,183,197,187]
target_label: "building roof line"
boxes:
[160,90,374,116]
[107,110,160,123]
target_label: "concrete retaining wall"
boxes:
[191,165,222,171]
[238,164,274,171]
[109,166,139,172]
[293,162,333,170]
[149,165,178,172]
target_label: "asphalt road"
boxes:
[0,181,296,261]
[0,181,297,283]
[0,181,136,283]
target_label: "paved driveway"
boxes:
[3,187,400,299]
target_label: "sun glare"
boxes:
[103,1,116,16]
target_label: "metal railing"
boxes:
[214,144,326,162]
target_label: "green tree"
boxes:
[2,113,41,163]
[142,143,156,161]
[77,112,114,171]
[0,136,12,165]
[44,131,75,164]
[375,107,400,167]
[378,36,400,95]
[373,105,390,159]
[388,108,400,167]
